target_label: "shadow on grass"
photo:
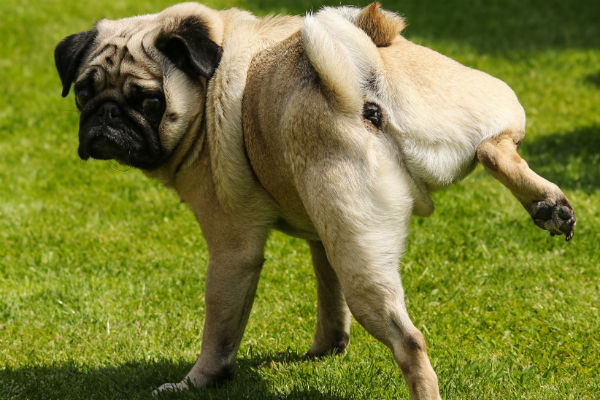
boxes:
[242,0,600,54]
[585,71,600,89]
[0,352,347,400]
[521,126,600,194]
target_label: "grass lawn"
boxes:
[1,0,599,399]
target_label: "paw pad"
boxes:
[532,200,576,241]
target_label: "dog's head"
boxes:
[54,3,223,170]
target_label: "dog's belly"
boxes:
[273,216,320,240]
[247,139,319,239]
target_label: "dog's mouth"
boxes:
[78,114,167,170]
[87,135,117,160]
[78,125,135,162]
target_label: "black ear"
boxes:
[54,29,97,97]
[155,16,222,79]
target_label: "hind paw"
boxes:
[530,198,576,241]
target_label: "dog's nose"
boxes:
[100,102,121,123]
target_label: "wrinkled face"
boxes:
[55,5,222,170]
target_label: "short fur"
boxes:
[55,3,576,399]
[355,2,405,47]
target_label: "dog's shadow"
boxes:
[521,125,600,194]
[0,352,349,400]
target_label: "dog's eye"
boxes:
[142,97,164,118]
[75,89,91,109]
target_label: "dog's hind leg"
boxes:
[302,189,440,399]
[305,240,351,357]
[291,128,442,400]
[477,130,576,240]
[329,247,441,400]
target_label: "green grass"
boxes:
[1,0,599,399]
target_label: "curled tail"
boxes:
[354,2,405,47]
[301,3,405,114]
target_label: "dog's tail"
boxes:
[301,3,405,114]
[354,2,405,47]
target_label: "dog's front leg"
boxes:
[154,210,269,394]
[305,240,351,357]
[477,129,576,240]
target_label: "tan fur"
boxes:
[477,130,575,236]
[307,240,351,356]
[244,29,441,400]
[355,2,405,46]
[243,4,573,399]
[205,12,302,211]
[243,32,319,237]
[62,3,575,399]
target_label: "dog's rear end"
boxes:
[245,6,443,399]
[301,2,575,239]
[245,3,574,400]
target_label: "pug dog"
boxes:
[54,2,576,399]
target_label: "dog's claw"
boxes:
[566,229,574,242]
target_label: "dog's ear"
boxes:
[155,16,222,79]
[55,29,97,97]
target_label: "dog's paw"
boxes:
[303,343,347,359]
[152,381,189,397]
[530,198,576,241]
[304,332,350,358]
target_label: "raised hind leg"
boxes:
[292,129,441,399]
[477,130,576,240]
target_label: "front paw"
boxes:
[152,380,190,397]
[152,366,234,397]
[529,198,576,241]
